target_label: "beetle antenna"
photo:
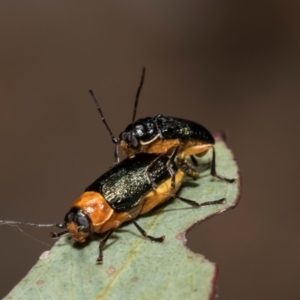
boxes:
[131,66,146,124]
[89,89,119,145]
[0,220,65,228]
[50,231,69,238]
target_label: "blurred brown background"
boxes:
[0,1,299,299]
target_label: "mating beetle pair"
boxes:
[0,68,235,263]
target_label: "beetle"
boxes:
[89,67,235,184]
[0,152,224,263]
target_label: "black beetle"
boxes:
[89,67,235,184]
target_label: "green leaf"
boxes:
[4,136,240,300]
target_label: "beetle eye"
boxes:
[120,131,139,148]
[77,214,90,233]
[120,131,128,140]
[127,133,139,148]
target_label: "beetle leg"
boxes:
[50,230,69,239]
[50,223,68,238]
[190,156,213,169]
[211,147,236,183]
[190,155,198,166]
[145,153,166,189]
[165,146,180,191]
[174,195,226,208]
[176,158,199,180]
[97,228,115,264]
[131,219,165,242]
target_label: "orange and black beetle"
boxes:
[0,153,224,263]
[89,67,235,184]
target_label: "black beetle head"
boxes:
[119,118,156,150]
[64,209,90,243]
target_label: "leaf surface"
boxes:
[4,136,240,300]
